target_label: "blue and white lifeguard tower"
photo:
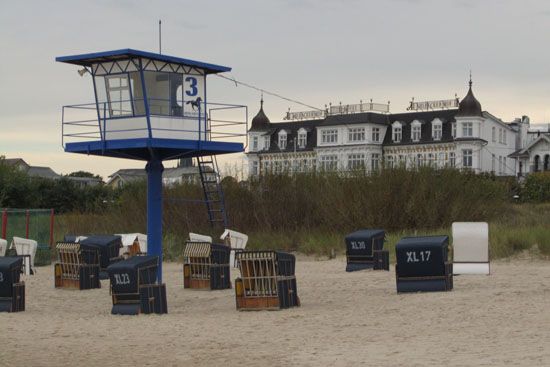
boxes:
[56,49,247,281]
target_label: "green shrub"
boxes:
[521,172,550,202]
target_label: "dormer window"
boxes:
[297,128,307,148]
[278,130,287,150]
[392,122,402,142]
[462,122,473,137]
[411,121,421,142]
[263,135,270,150]
[252,136,258,151]
[452,123,457,138]
[432,119,442,141]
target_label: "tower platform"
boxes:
[65,138,243,161]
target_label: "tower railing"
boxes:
[61,99,248,148]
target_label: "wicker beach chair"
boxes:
[395,235,453,293]
[54,242,101,290]
[108,256,166,315]
[345,229,388,272]
[235,250,300,310]
[183,241,231,290]
[0,257,25,312]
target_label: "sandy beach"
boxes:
[1,257,549,367]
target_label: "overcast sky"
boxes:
[1,0,550,178]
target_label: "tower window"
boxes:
[462,122,473,137]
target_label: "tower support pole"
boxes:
[146,159,164,282]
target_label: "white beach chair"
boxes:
[220,229,248,268]
[0,238,7,256]
[11,237,38,275]
[116,233,148,256]
[452,222,490,275]
[189,233,213,243]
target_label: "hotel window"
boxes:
[392,125,402,142]
[462,122,473,137]
[251,161,259,176]
[274,161,282,173]
[252,136,258,151]
[348,127,365,142]
[371,153,380,171]
[416,153,423,167]
[309,158,316,171]
[503,157,507,173]
[498,156,502,174]
[320,155,338,171]
[263,161,271,173]
[372,127,380,142]
[263,136,270,150]
[347,153,366,170]
[428,153,435,166]
[492,127,496,142]
[411,124,421,142]
[492,154,496,172]
[498,128,503,143]
[449,152,456,167]
[452,123,457,138]
[291,160,299,172]
[278,132,287,150]
[503,130,507,144]
[283,160,290,172]
[297,131,307,148]
[302,159,309,171]
[432,122,442,141]
[321,129,338,144]
[462,149,473,168]
[386,155,394,168]
[438,152,445,168]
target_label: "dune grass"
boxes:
[55,170,550,261]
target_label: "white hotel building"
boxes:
[246,82,549,177]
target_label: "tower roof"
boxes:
[456,77,483,117]
[250,97,271,131]
[56,49,231,74]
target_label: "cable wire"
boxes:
[215,74,323,111]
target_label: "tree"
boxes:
[0,158,36,208]
[67,171,102,180]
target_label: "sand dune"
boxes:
[1,257,549,366]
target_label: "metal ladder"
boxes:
[197,155,228,228]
